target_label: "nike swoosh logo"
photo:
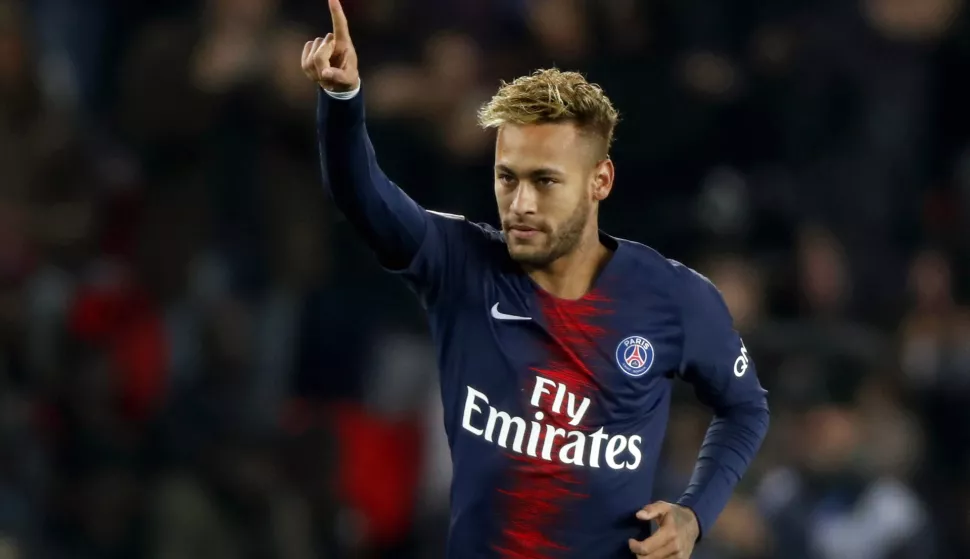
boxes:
[490,303,532,321]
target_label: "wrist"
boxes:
[320,78,361,101]
[675,504,701,541]
[322,78,361,98]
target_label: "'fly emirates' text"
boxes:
[460,376,643,470]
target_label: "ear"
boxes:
[592,158,615,202]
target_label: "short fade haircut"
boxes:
[477,68,620,154]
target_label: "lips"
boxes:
[507,224,540,239]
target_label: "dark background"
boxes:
[1,0,969,557]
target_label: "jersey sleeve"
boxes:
[670,262,770,540]
[317,87,464,305]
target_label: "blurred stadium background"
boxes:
[1,0,969,557]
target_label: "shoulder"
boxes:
[427,209,502,240]
[617,239,721,303]
[617,239,732,329]
[425,209,507,259]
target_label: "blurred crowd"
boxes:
[1,0,969,557]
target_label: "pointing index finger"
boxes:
[329,0,350,41]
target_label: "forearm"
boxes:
[317,85,428,269]
[676,402,769,539]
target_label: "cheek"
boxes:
[494,188,515,216]
[547,186,585,213]
[494,184,508,204]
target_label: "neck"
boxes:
[528,227,612,300]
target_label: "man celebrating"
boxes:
[301,1,769,557]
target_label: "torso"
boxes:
[426,224,687,559]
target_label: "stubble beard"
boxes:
[506,198,591,268]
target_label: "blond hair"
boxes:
[477,68,619,153]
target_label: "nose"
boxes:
[509,183,537,216]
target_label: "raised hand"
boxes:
[301,0,359,92]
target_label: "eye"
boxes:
[498,173,516,185]
[536,177,557,187]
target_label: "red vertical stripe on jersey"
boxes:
[494,290,612,559]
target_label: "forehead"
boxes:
[494,122,592,171]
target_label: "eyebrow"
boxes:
[495,164,566,177]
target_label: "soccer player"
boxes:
[301,1,769,557]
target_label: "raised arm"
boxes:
[301,0,429,270]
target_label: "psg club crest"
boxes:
[615,336,655,377]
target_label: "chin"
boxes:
[507,244,554,267]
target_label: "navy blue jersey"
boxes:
[317,88,769,559]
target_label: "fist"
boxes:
[301,0,359,93]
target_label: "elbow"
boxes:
[716,394,770,438]
[725,400,768,420]
[715,387,769,417]
[749,391,770,417]
[731,393,769,422]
